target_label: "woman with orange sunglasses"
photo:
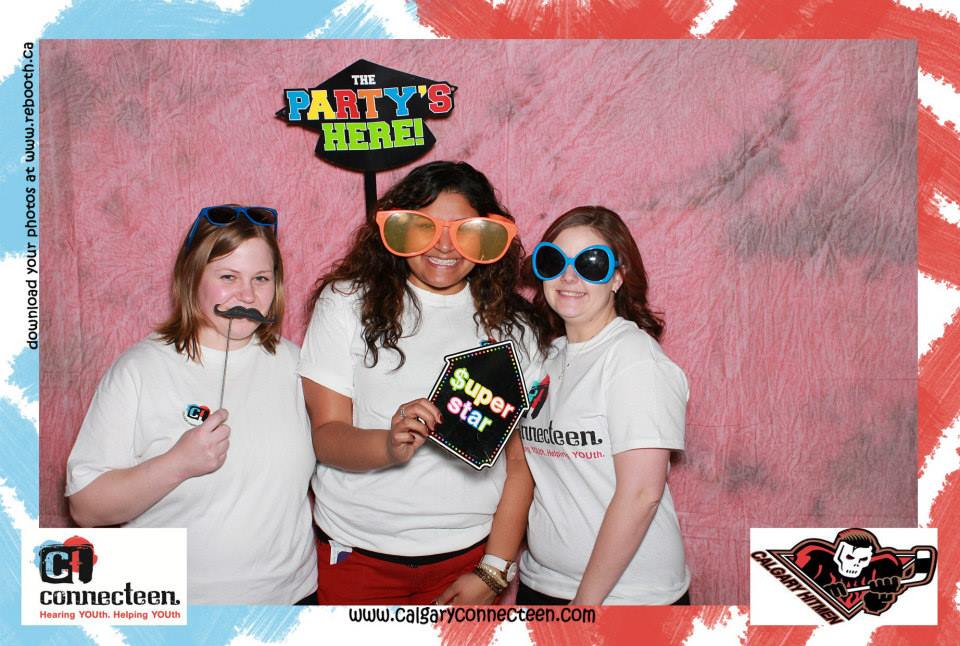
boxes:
[298,161,537,605]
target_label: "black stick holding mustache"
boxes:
[213,304,275,410]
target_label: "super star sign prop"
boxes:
[427,341,529,470]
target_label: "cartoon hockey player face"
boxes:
[833,541,873,577]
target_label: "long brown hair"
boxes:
[156,210,285,361]
[309,161,532,367]
[527,206,664,352]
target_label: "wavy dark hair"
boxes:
[526,206,664,353]
[309,160,532,367]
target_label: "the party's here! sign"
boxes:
[277,59,456,171]
[428,341,529,470]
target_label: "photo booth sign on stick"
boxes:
[427,341,529,470]
[276,59,456,213]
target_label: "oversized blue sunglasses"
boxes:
[185,205,278,250]
[532,242,619,284]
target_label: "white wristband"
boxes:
[481,554,510,572]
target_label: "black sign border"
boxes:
[427,340,529,470]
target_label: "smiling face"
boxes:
[404,191,478,295]
[542,225,623,342]
[196,237,276,350]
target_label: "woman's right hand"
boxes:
[386,399,441,465]
[167,408,231,480]
[68,408,232,527]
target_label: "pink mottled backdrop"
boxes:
[40,40,916,605]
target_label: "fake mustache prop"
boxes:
[212,304,274,410]
[213,304,276,323]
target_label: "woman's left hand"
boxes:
[436,572,497,605]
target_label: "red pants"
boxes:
[316,539,486,605]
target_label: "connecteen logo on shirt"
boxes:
[526,374,550,419]
[519,418,606,461]
[182,403,210,426]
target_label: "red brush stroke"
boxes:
[438,617,500,646]
[918,104,960,465]
[415,1,960,644]
[415,0,708,38]
[918,201,960,289]
[876,469,960,645]
[598,606,749,644]
[919,313,960,463]
[710,1,959,87]
[919,108,960,219]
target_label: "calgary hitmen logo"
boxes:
[752,528,937,621]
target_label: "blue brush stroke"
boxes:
[0,0,417,642]
[11,349,38,403]
[43,0,342,39]
[0,400,39,520]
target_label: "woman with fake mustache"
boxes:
[66,205,317,605]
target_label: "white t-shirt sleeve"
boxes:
[298,285,357,398]
[605,356,688,454]
[515,324,543,405]
[65,353,141,497]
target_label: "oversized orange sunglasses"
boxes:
[375,210,518,264]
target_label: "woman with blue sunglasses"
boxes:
[66,205,317,604]
[518,206,691,606]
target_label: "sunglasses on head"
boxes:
[375,210,517,264]
[185,205,279,250]
[532,241,619,284]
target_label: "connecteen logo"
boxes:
[34,536,98,584]
[527,374,550,419]
[183,403,210,426]
[22,528,187,626]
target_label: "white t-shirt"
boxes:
[66,336,318,605]
[519,317,690,604]
[299,281,536,556]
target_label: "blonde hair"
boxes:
[156,214,284,361]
